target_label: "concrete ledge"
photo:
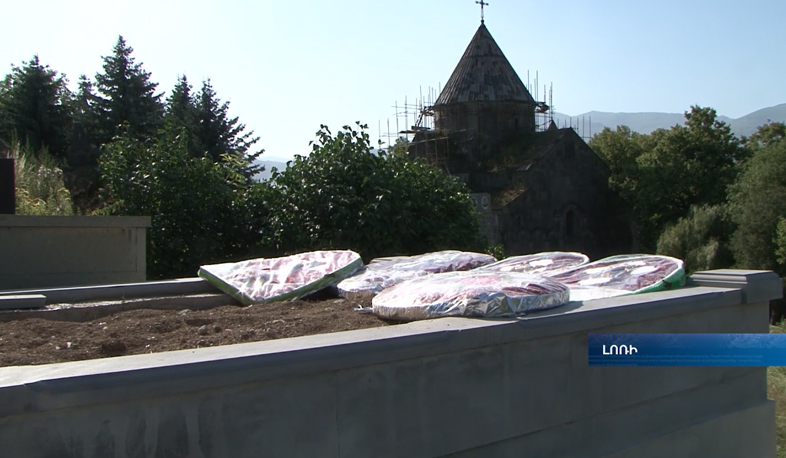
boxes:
[0,215,151,228]
[689,269,783,304]
[0,277,220,304]
[0,293,239,323]
[0,294,45,310]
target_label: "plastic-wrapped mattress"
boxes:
[198,250,363,305]
[476,251,589,276]
[371,270,570,321]
[548,254,686,302]
[337,250,496,296]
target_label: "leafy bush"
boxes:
[99,126,267,279]
[656,204,734,275]
[485,244,506,261]
[264,123,484,261]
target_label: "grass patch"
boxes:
[10,141,73,216]
[770,321,786,457]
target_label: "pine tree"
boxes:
[0,55,73,158]
[164,74,201,158]
[72,75,98,127]
[94,36,164,144]
[193,79,263,176]
[165,75,196,130]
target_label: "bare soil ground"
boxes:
[0,295,391,367]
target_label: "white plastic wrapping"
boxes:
[198,250,363,305]
[371,271,570,321]
[476,251,589,276]
[337,250,497,296]
[548,254,686,302]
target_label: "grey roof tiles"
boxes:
[435,24,535,106]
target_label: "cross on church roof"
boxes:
[476,0,489,23]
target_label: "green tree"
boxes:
[72,75,98,126]
[163,77,263,178]
[164,75,196,131]
[589,125,645,193]
[163,75,200,157]
[728,130,786,274]
[264,123,484,261]
[656,204,734,274]
[590,106,746,249]
[775,217,786,269]
[94,36,164,144]
[194,79,263,177]
[99,125,267,279]
[391,136,410,156]
[0,55,73,158]
[589,125,647,238]
[745,121,786,149]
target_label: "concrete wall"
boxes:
[0,215,150,290]
[0,270,780,458]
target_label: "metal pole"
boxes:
[0,158,15,214]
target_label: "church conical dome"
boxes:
[434,23,534,106]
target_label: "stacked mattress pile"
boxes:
[198,250,685,322]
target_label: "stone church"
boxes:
[408,22,629,259]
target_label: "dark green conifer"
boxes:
[0,55,73,158]
[94,36,164,144]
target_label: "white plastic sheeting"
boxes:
[337,250,496,296]
[549,254,686,302]
[477,251,589,276]
[371,271,570,321]
[199,250,363,305]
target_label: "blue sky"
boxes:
[2,0,784,160]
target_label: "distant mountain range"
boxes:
[551,103,786,139]
[254,103,786,180]
[253,157,289,181]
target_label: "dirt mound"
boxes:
[0,296,390,367]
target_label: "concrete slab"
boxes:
[0,215,151,227]
[0,294,45,310]
[690,269,783,303]
[0,215,151,290]
[0,277,221,305]
[0,293,238,323]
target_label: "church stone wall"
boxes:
[491,131,625,259]
[434,100,536,158]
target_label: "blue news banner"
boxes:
[588,334,786,366]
